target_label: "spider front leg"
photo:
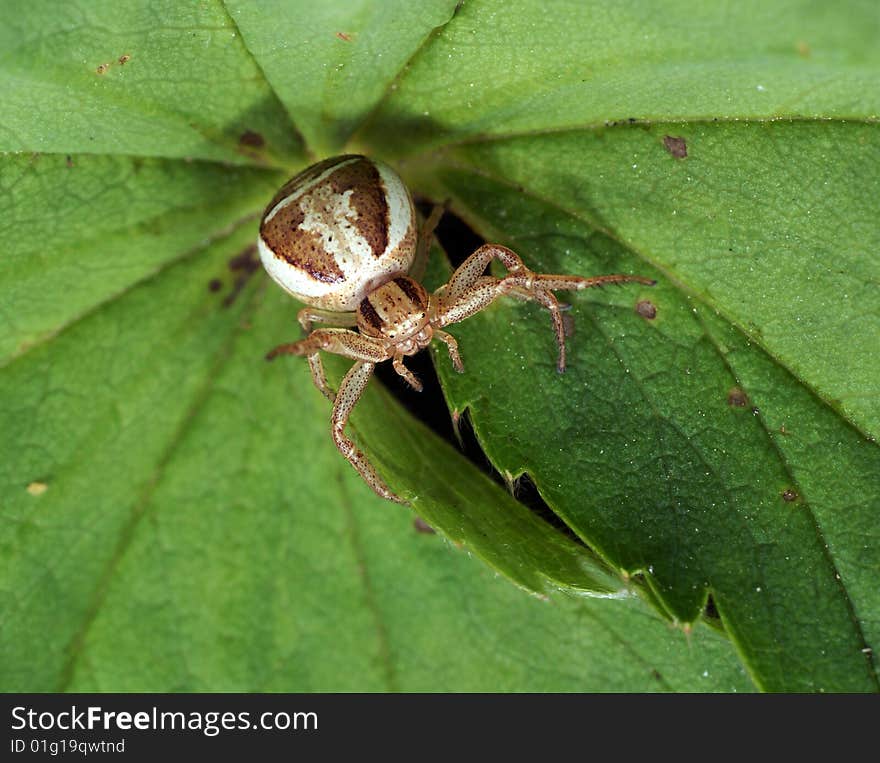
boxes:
[332,361,405,504]
[266,327,388,402]
[435,244,655,372]
[293,308,357,401]
[267,329,403,503]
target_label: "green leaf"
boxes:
[1,0,304,163]
[225,0,461,156]
[359,0,880,154]
[2,0,877,692]
[0,227,750,692]
[443,121,880,440]
[0,154,284,364]
[414,169,879,691]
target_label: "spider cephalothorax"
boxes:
[259,155,655,503]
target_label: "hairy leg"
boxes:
[392,353,423,391]
[297,307,357,332]
[435,244,655,372]
[409,201,447,283]
[332,362,405,504]
[433,329,464,372]
[266,328,389,400]
[442,244,526,303]
[293,309,358,400]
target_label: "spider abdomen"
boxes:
[258,155,417,311]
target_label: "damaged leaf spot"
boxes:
[663,135,688,158]
[239,130,265,149]
[118,54,131,65]
[208,278,223,293]
[95,63,110,75]
[413,517,436,534]
[727,387,749,407]
[27,481,48,496]
[782,489,799,502]
[223,245,260,307]
[636,299,657,320]
[336,31,353,42]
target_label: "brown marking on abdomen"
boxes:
[260,200,344,284]
[327,158,388,258]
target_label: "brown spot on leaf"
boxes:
[727,387,749,407]
[663,135,688,158]
[118,54,131,65]
[223,245,260,307]
[782,489,799,503]
[796,40,811,58]
[65,155,74,168]
[413,517,436,534]
[95,63,110,75]
[208,278,223,293]
[336,31,353,42]
[239,130,265,148]
[228,245,259,272]
[636,299,657,320]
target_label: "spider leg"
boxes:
[442,244,526,302]
[499,285,566,370]
[293,309,358,400]
[409,201,448,283]
[332,361,405,504]
[434,244,654,372]
[266,328,389,401]
[392,353,423,391]
[433,329,464,372]
[297,307,357,332]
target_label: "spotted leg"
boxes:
[393,353,423,391]
[433,328,464,372]
[332,361,405,504]
[266,328,389,401]
[293,308,357,401]
[434,244,655,372]
[297,307,357,333]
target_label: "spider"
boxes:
[258,155,655,503]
